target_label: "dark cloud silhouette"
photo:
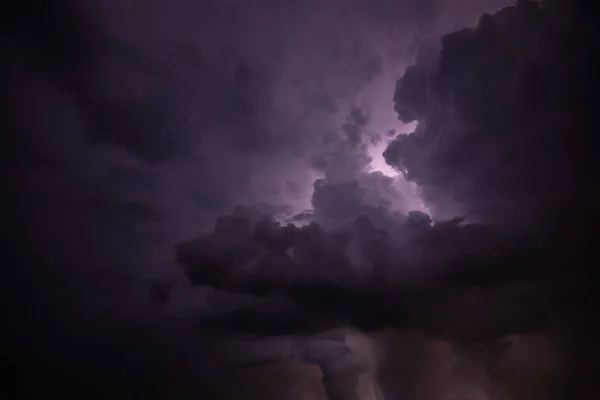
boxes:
[385,0,597,228]
[176,205,566,340]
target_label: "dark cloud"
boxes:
[176,205,568,339]
[174,0,597,349]
[384,0,597,228]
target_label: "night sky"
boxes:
[2,0,598,399]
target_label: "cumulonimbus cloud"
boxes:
[175,0,593,338]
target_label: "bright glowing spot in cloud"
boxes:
[357,67,417,176]
[367,138,399,177]
[358,69,429,214]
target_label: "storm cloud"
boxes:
[5,0,599,398]
[4,0,515,322]
[174,0,595,342]
[385,0,596,227]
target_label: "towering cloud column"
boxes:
[293,329,383,400]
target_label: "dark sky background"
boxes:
[2,0,598,399]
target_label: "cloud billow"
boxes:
[385,0,589,227]
[175,0,593,338]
